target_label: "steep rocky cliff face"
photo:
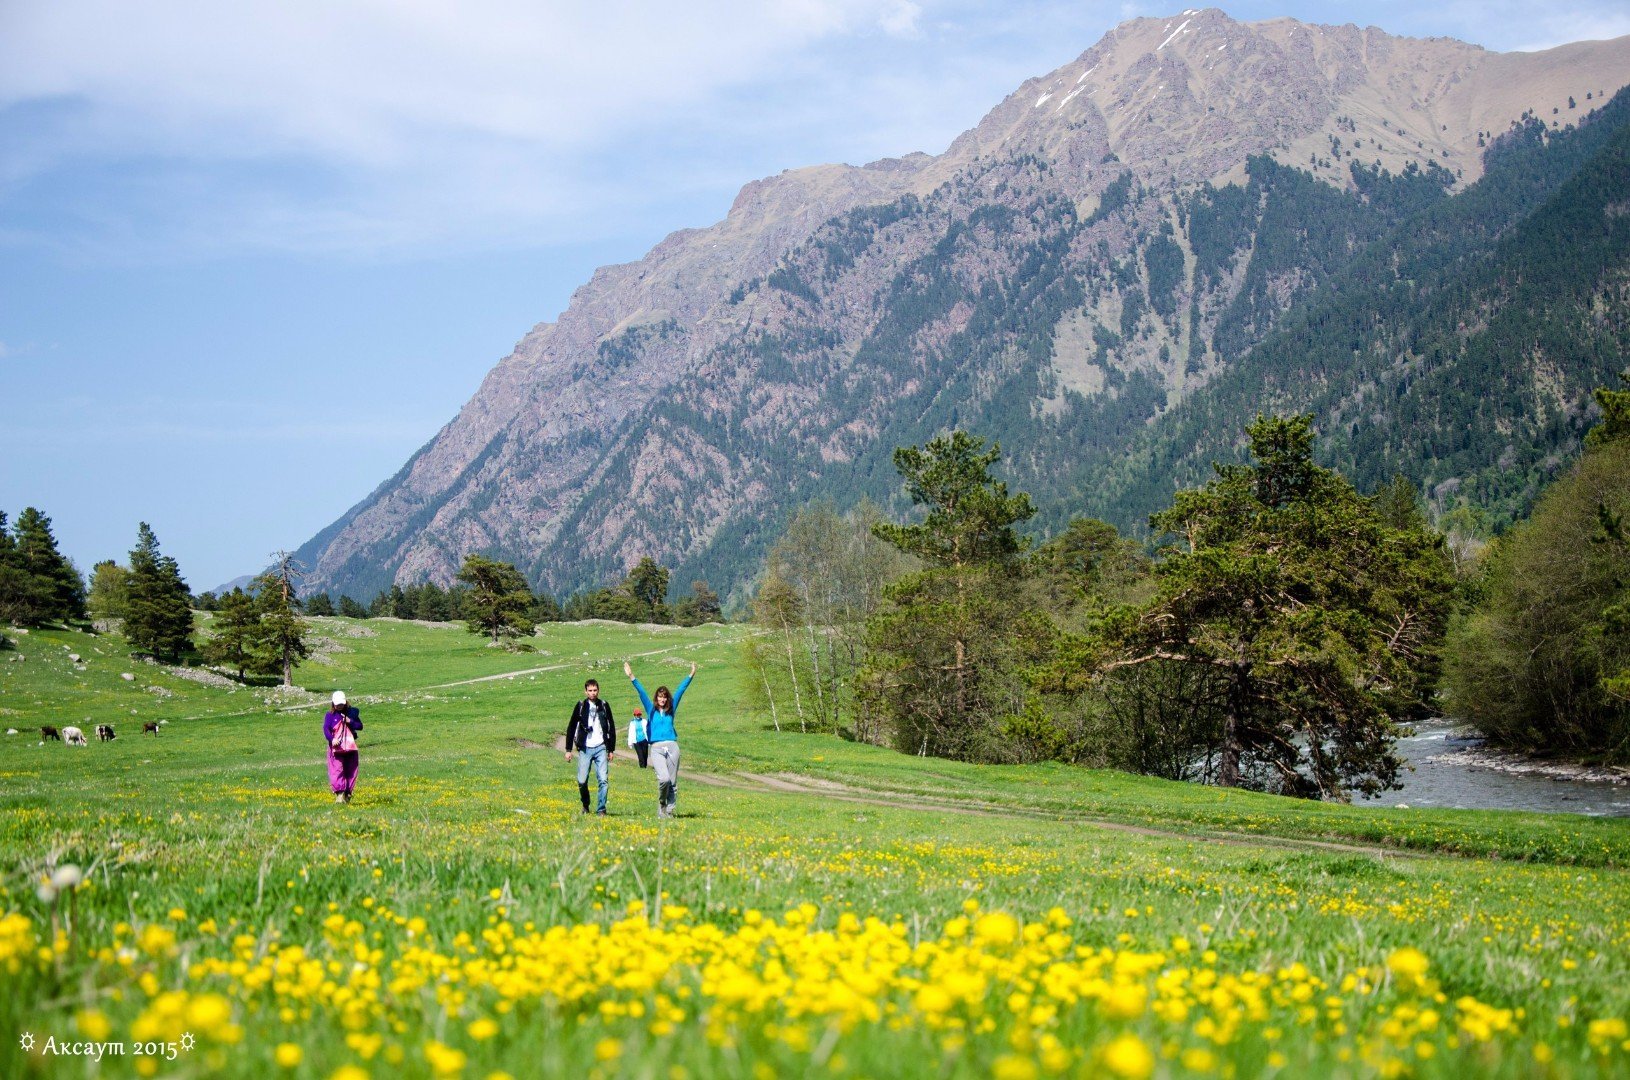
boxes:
[294,9,1630,602]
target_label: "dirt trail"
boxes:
[165,645,698,725]
[427,645,685,690]
[528,738,1417,861]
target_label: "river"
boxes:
[1367,719,1630,816]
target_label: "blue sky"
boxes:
[3,1,1627,594]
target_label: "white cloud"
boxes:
[0,0,966,257]
[0,2,900,161]
[1504,10,1630,51]
[2,1,1624,261]
[879,1,925,37]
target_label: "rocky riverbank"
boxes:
[1425,742,1630,786]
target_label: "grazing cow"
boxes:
[61,726,87,746]
[95,724,115,742]
[40,725,60,741]
[142,722,160,736]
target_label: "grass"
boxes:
[1,615,1628,1078]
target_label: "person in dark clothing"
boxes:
[563,678,616,815]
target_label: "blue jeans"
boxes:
[576,744,609,812]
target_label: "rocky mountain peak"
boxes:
[292,11,1630,602]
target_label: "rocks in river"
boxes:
[1424,747,1630,786]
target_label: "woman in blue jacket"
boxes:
[624,660,695,818]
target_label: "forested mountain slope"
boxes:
[291,11,1630,602]
[1068,88,1630,538]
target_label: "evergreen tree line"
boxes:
[0,513,204,672]
[746,422,1458,801]
[435,553,720,650]
[274,557,723,633]
[85,526,311,682]
[197,561,309,685]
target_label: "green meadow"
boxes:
[1,615,1628,1078]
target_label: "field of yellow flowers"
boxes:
[2,616,1628,1077]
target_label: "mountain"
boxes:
[292,9,1630,603]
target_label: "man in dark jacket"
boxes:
[563,678,616,814]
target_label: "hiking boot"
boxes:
[596,808,607,816]
[334,793,345,804]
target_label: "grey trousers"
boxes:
[650,741,680,815]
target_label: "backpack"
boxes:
[330,715,358,753]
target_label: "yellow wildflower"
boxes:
[1101,1034,1154,1079]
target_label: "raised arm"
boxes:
[628,663,655,715]
[671,665,697,710]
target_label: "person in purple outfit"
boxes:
[323,690,363,804]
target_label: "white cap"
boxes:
[332,691,347,706]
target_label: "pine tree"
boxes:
[303,593,336,617]
[0,511,52,627]
[626,557,671,623]
[12,508,85,623]
[338,595,367,619]
[672,579,722,626]
[456,554,535,646]
[202,587,264,681]
[124,523,194,661]
[412,583,452,622]
[1097,415,1455,798]
[529,591,563,623]
[860,432,1048,759]
[257,554,310,687]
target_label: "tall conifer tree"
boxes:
[202,587,264,681]
[12,508,85,623]
[0,511,51,626]
[257,553,310,687]
[124,522,193,660]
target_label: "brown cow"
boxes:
[40,725,60,741]
[142,722,160,736]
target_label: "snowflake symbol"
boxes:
[180,1032,196,1052]
[19,1032,35,1051]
